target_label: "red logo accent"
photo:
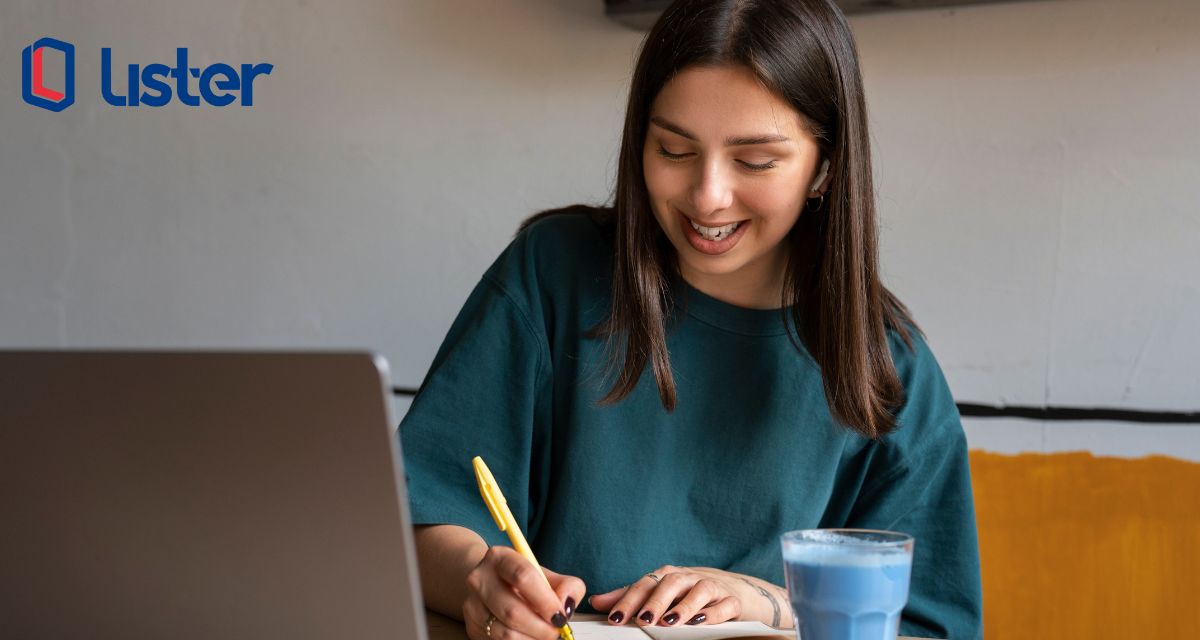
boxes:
[31,46,66,102]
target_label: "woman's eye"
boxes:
[740,160,777,172]
[656,146,776,172]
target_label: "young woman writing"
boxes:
[400,1,983,638]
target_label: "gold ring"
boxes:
[486,614,497,638]
[646,573,662,583]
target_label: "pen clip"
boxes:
[473,456,508,532]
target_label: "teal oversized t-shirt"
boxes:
[398,207,983,639]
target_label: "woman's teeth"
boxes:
[689,219,741,241]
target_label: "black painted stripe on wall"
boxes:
[955,403,1200,424]
[392,387,1200,424]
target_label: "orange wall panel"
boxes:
[969,450,1199,638]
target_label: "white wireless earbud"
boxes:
[810,158,830,193]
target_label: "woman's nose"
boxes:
[686,159,734,216]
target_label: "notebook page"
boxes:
[567,620,659,640]
[640,621,793,640]
[565,615,792,640]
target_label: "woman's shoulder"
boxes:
[515,203,616,253]
[882,317,966,449]
[480,203,615,312]
[884,319,934,387]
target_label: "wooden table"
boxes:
[425,609,925,640]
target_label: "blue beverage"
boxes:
[780,530,914,640]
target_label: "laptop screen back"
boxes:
[0,351,428,640]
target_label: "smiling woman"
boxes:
[399,1,983,640]
[642,65,831,310]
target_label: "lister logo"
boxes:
[22,37,75,112]
[102,48,273,107]
[20,37,273,110]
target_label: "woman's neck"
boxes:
[677,250,789,310]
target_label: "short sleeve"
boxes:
[843,333,984,640]
[398,255,554,549]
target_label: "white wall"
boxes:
[850,0,1200,458]
[2,0,1197,459]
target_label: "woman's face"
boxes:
[643,64,828,309]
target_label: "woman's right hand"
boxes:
[463,545,587,640]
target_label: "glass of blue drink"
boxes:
[780,529,914,640]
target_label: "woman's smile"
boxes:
[679,209,751,255]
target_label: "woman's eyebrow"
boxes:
[650,115,791,146]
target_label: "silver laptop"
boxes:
[0,350,429,640]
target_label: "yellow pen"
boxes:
[473,456,575,640]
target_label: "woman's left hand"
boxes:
[586,565,788,628]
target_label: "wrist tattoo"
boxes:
[737,577,782,628]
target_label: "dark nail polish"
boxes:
[564,597,575,618]
[551,612,567,628]
[663,612,680,625]
[639,611,654,624]
[687,614,706,625]
[609,612,624,624]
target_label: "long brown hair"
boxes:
[519,0,921,439]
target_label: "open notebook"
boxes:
[567,614,794,640]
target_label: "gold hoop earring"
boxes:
[805,193,825,212]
